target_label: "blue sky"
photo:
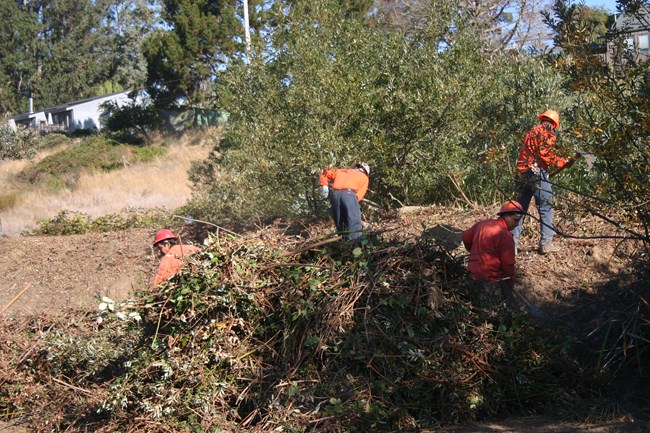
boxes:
[579,0,619,13]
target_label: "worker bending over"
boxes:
[462,201,524,309]
[319,162,370,240]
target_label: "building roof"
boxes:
[10,90,131,119]
[612,5,650,33]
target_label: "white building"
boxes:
[8,91,131,132]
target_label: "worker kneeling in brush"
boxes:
[151,229,200,288]
[462,201,524,309]
[319,162,370,240]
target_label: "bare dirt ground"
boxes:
[0,205,648,432]
[0,228,155,315]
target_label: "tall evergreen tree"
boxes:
[143,0,274,107]
[32,0,116,107]
[2,0,157,115]
[104,0,159,92]
[0,0,39,114]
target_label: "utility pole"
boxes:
[243,0,251,62]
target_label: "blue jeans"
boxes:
[329,189,362,239]
[511,169,555,247]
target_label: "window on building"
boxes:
[626,38,635,50]
[638,34,649,52]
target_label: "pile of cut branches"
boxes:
[1,225,647,432]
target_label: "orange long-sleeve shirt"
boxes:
[151,244,200,288]
[462,218,516,283]
[319,168,369,202]
[516,123,568,174]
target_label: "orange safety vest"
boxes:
[516,123,568,174]
[151,244,200,288]
[319,168,369,202]
[462,218,516,283]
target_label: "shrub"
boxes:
[0,125,40,160]
[101,95,161,143]
[28,208,176,236]
[189,0,570,223]
[18,136,168,191]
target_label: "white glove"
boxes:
[320,186,329,199]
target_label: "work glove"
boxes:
[320,185,329,199]
[565,154,579,169]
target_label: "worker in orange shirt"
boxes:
[513,110,575,254]
[151,229,200,288]
[462,201,524,309]
[319,162,370,240]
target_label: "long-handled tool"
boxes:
[1,283,32,316]
[511,285,542,319]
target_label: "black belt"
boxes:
[333,188,355,193]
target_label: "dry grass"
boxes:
[0,132,214,236]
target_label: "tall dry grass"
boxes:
[0,131,215,236]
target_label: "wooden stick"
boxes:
[277,235,342,258]
[1,283,32,315]
[51,377,94,396]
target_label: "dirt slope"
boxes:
[0,228,154,316]
[0,207,648,432]
[0,205,642,328]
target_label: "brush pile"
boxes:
[1,214,648,432]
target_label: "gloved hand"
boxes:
[565,154,579,169]
[320,185,329,199]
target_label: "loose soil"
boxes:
[1,205,648,432]
[0,228,154,315]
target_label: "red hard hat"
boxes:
[497,200,524,216]
[538,109,560,129]
[153,229,178,245]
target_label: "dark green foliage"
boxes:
[0,0,155,115]
[0,0,39,114]
[143,0,266,107]
[543,0,650,244]
[188,0,569,222]
[13,0,123,110]
[102,97,162,142]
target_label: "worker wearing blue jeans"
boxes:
[329,188,363,239]
[319,163,370,240]
[511,168,555,250]
[513,110,574,254]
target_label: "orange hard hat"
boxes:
[538,109,560,129]
[153,229,178,245]
[497,200,524,216]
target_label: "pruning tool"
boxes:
[550,150,596,177]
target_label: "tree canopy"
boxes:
[188,0,571,220]
[0,0,155,115]
[143,0,268,107]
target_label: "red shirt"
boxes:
[462,218,516,282]
[516,123,568,174]
[319,168,369,202]
[151,244,200,288]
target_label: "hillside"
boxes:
[1,130,649,433]
[1,205,641,320]
[1,203,648,432]
[0,134,213,237]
